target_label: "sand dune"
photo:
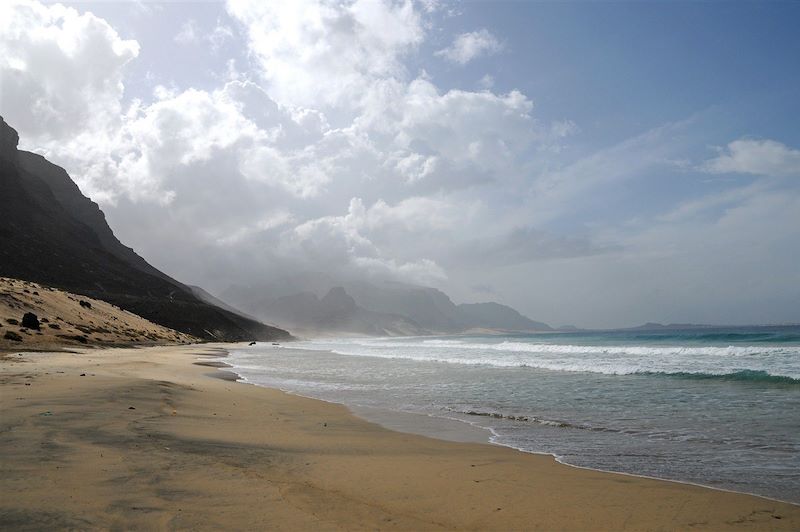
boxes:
[0,277,197,351]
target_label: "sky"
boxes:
[1,0,799,328]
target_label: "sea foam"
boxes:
[284,336,800,381]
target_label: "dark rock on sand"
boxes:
[21,312,40,330]
[79,300,92,309]
[4,330,23,341]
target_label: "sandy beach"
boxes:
[1,344,798,530]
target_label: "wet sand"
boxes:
[1,344,798,530]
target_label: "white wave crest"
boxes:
[283,337,800,380]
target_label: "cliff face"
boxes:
[0,116,290,342]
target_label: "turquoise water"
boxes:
[227,326,800,503]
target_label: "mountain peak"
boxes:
[320,286,357,312]
[0,116,20,158]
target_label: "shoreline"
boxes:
[217,345,800,508]
[2,343,798,529]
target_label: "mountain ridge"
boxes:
[223,274,552,336]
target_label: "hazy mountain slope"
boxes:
[188,285,262,322]
[456,302,553,331]
[0,116,289,342]
[223,273,551,336]
[239,287,427,336]
[342,280,465,332]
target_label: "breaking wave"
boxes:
[286,337,800,382]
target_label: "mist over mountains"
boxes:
[222,272,552,336]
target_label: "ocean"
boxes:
[224,326,800,503]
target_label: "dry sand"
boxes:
[0,277,197,350]
[1,344,798,531]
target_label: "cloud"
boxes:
[478,74,494,89]
[702,138,800,178]
[211,210,295,246]
[0,0,139,140]
[174,19,199,44]
[0,0,578,296]
[225,0,424,108]
[0,0,584,302]
[527,119,694,224]
[32,82,270,205]
[435,29,503,65]
[209,22,235,51]
[451,226,615,268]
[282,197,448,284]
[174,18,234,51]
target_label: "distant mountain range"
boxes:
[0,116,289,342]
[222,272,553,336]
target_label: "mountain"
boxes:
[0,116,289,342]
[243,286,428,337]
[343,280,466,332]
[223,273,552,336]
[188,285,261,322]
[456,302,553,331]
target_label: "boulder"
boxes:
[21,312,40,330]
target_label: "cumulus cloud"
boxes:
[34,82,268,204]
[435,29,503,65]
[282,197,449,284]
[0,0,577,296]
[0,0,139,140]
[225,0,424,108]
[702,138,800,178]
